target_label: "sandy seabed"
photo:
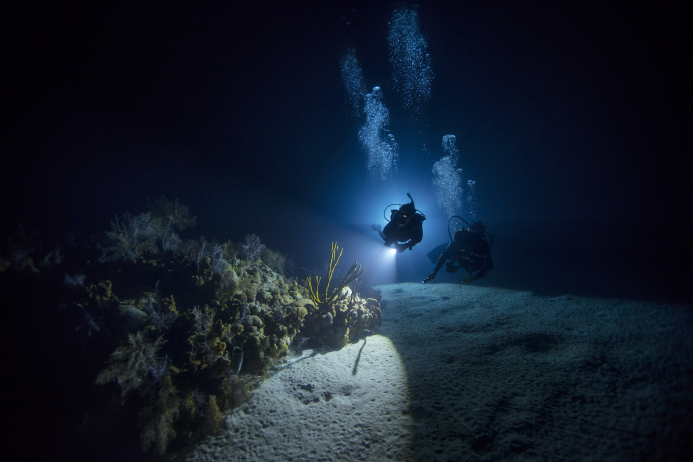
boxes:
[181,283,692,461]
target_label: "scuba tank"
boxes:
[426,216,493,265]
[382,193,426,222]
[448,215,493,248]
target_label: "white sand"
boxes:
[183,283,692,461]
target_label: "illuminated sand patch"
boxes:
[183,284,691,461]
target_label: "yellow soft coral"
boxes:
[306,242,364,307]
[307,241,342,305]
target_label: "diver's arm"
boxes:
[471,251,494,280]
[423,243,454,283]
[410,221,423,246]
[432,242,455,276]
[398,220,424,251]
[381,221,396,244]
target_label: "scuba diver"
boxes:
[422,220,493,284]
[372,193,426,253]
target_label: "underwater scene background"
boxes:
[1,1,690,461]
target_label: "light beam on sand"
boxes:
[187,335,415,461]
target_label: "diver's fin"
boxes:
[426,242,449,264]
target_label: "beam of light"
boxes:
[363,241,397,285]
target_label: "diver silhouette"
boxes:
[423,220,493,284]
[372,193,426,253]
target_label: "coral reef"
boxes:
[242,234,262,262]
[99,197,195,263]
[138,375,181,455]
[76,201,383,455]
[301,242,378,346]
[95,330,167,400]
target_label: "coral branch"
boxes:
[325,242,343,302]
[328,261,365,304]
[306,242,365,307]
[306,275,322,306]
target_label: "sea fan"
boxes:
[242,234,262,262]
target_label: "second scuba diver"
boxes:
[372,193,426,253]
[423,221,493,284]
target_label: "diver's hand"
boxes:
[422,273,436,284]
[462,277,474,284]
[371,223,382,232]
[397,240,413,253]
